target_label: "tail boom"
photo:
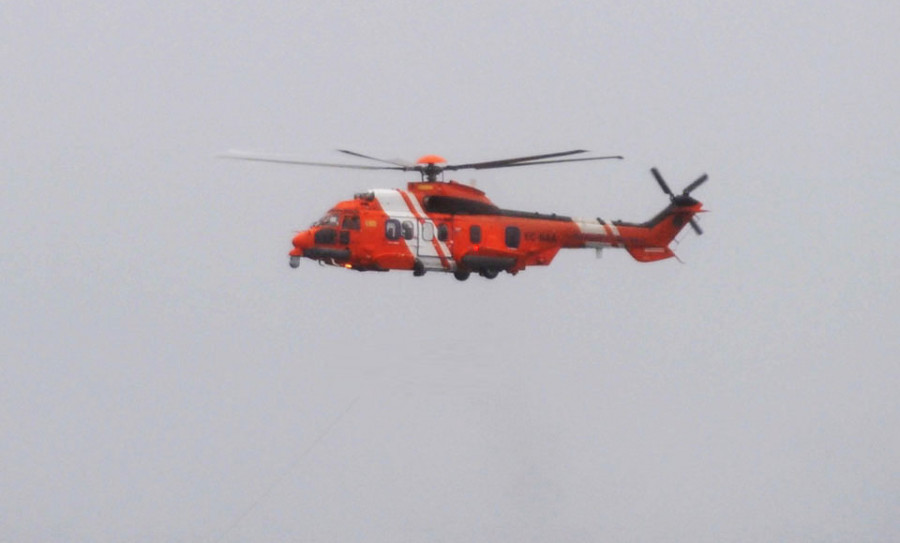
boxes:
[569,201,703,262]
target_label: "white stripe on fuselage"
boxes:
[372,189,455,271]
[401,190,454,270]
[575,218,614,249]
[372,189,416,256]
[604,220,621,247]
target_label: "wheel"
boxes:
[413,259,426,277]
[480,268,499,279]
[453,270,470,281]
[289,256,301,268]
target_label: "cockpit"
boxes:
[310,210,362,247]
[313,211,361,230]
[312,213,341,228]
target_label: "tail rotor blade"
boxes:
[689,218,703,235]
[651,167,675,197]
[683,173,708,195]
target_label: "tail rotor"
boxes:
[650,168,707,235]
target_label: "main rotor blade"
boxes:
[689,218,703,235]
[682,173,708,195]
[447,150,591,171]
[451,155,624,171]
[651,167,675,197]
[219,151,407,171]
[337,149,414,168]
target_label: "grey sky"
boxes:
[2,2,898,541]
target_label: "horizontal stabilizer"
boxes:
[626,246,675,262]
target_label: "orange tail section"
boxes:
[622,169,708,262]
[623,199,704,262]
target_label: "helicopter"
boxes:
[221,149,708,280]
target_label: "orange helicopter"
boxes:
[222,149,707,280]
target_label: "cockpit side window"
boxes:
[342,215,360,230]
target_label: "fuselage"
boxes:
[289,180,702,278]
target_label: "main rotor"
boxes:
[221,149,624,182]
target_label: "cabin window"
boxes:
[401,220,414,240]
[385,219,401,241]
[342,215,360,230]
[437,223,449,242]
[314,228,337,245]
[422,222,435,241]
[505,226,521,248]
[470,225,482,244]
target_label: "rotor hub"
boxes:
[416,154,447,165]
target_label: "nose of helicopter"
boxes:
[292,230,314,252]
[289,230,313,267]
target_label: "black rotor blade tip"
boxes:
[690,219,703,235]
[651,168,674,196]
[683,174,708,195]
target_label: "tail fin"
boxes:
[625,203,701,262]
[625,168,708,262]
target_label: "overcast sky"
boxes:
[2,2,899,541]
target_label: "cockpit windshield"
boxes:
[313,213,340,227]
